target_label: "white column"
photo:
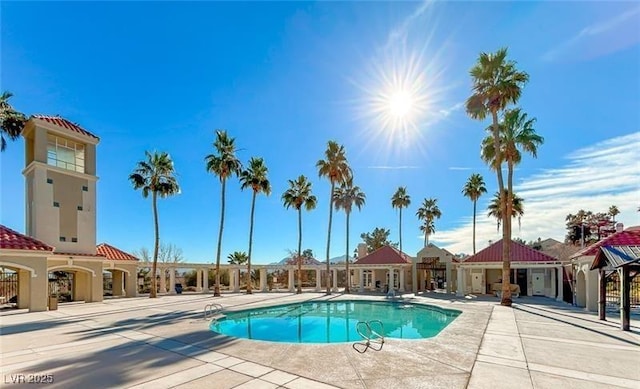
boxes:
[234,269,240,292]
[195,269,202,292]
[203,269,209,293]
[260,268,267,291]
[412,257,418,295]
[169,268,176,294]
[371,270,376,291]
[457,267,465,297]
[315,268,321,292]
[399,268,405,292]
[288,268,295,292]
[556,267,564,302]
[331,269,339,292]
[389,267,395,292]
[159,268,166,294]
[445,262,452,294]
[359,269,364,292]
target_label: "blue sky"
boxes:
[2,1,639,263]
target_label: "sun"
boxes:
[387,90,415,119]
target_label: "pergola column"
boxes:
[598,268,606,321]
[371,270,376,291]
[260,268,267,291]
[399,268,405,292]
[169,268,176,295]
[359,269,364,292]
[196,269,202,292]
[234,269,240,292]
[314,268,321,292]
[112,271,124,296]
[456,267,465,297]
[159,268,167,294]
[556,266,564,302]
[202,269,209,293]
[288,268,295,292]
[388,267,395,292]
[412,257,418,295]
[332,269,339,292]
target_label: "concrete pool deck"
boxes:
[1,293,638,388]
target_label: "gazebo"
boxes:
[590,243,640,331]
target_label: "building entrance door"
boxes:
[532,270,544,295]
[471,271,483,294]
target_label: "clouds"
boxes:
[433,132,640,254]
[542,6,640,62]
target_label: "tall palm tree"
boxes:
[282,175,317,294]
[333,178,366,293]
[462,173,487,254]
[0,92,27,151]
[129,151,180,298]
[317,141,352,295]
[488,191,524,231]
[205,130,242,297]
[419,220,436,246]
[608,205,620,222]
[391,187,411,254]
[466,48,529,306]
[416,198,442,246]
[239,157,271,294]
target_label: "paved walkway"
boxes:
[1,293,638,388]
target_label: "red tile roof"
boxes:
[32,115,99,140]
[0,225,53,252]
[97,243,139,261]
[571,227,640,258]
[354,245,411,265]
[463,239,558,263]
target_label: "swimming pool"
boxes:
[209,300,460,343]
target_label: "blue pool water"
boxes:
[209,300,460,343]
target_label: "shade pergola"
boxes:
[590,245,640,331]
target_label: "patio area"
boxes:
[1,293,638,388]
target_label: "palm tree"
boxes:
[416,198,442,246]
[419,220,436,246]
[227,251,248,290]
[466,48,529,306]
[317,141,352,295]
[608,205,620,222]
[462,173,487,254]
[333,178,366,293]
[488,191,524,231]
[391,187,411,254]
[282,175,318,294]
[0,92,27,151]
[239,157,271,294]
[129,151,180,298]
[205,130,242,297]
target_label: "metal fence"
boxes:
[606,271,640,308]
[0,271,18,305]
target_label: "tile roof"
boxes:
[463,239,559,263]
[0,225,53,252]
[591,246,640,270]
[96,243,139,261]
[571,227,640,258]
[354,245,411,265]
[32,115,99,140]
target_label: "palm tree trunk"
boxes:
[214,178,226,297]
[426,232,429,246]
[399,208,403,253]
[423,230,427,247]
[297,207,302,294]
[492,109,511,306]
[150,191,159,298]
[246,191,256,294]
[345,211,350,293]
[326,181,335,295]
[472,199,477,254]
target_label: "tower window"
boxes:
[53,201,60,207]
[82,185,88,191]
[71,237,78,243]
[47,178,53,184]
[59,237,66,242]
[47,134,85,173]
[77,205,83,211]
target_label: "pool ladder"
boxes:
[352,320,385,353]
[204,303,224,320]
